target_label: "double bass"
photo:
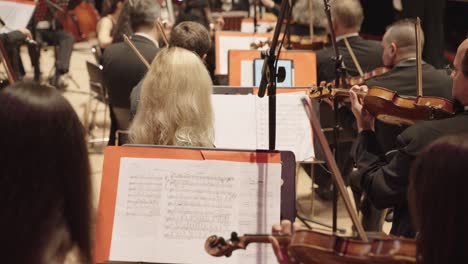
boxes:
[56,0,99,42]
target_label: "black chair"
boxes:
[85,61,109,145]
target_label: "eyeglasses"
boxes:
[444,64,456,76]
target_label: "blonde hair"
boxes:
[130,47,214,147]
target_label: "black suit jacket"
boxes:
[351,111,468,237]
[102,34,159,109]
[316,35,383,83]
[365,60,453,152]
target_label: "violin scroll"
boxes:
[205,232,242,257]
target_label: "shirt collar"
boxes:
[336,32,359,42]
[134,32,160,48]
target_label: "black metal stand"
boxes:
[257,0,291,151]
[323,0,348,234]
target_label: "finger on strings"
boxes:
[280,220,292,236]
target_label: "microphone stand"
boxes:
[257,0,291,151]
[323,0,347,234]
[253,0,258,33]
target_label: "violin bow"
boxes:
[156,20,169,47]
[302,98,369,242]
[415,17,423,96]
[123,34,150,70]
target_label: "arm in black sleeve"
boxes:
[351,129,414,209]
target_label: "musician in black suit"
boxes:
[312,0,382,201]
[365,19,452,154]
[348,38,468,238]
[315,0,382,83]
[353,19,452,232]
[101,0,161,145]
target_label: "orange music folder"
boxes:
[228,50,317,87]
[94,146,284,264]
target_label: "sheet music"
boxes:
[218,34,270,74]
[213,93,314,161]
[256,93,315,161]
[212,94,257,149]
[240,60,254,87]
[0,0,36,34]
[110,157,281,264]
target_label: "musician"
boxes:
[409,134,468,264]
[129,21,212,119]
[349,38,468,237]
[315,0,382,83]
[353,19,452,232]
[0,28,32,80]
[312,0,383,201]
[129,47,214,147]
[31,0,80,89]
[101,0,161,145]
[290,0,327,36]
[365,19,452,153]
[0,82,92,263]
[96,0,124,49]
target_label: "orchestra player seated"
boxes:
[129,47,214,147]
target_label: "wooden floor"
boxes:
[16,39,390,237]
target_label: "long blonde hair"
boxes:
[130,47,214,147]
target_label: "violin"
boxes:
[347,67,391,86]
[309,85,455,125]
[310,19,455,126]
[57,1,99,42]
[206,230,416,264]
[250,39,272,50]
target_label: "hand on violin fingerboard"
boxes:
[349,85,375,132]
[269,220,303,264]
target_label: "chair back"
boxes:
[91,45,103,64]
[86,61,107,102]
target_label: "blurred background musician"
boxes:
[30,0,81,89]
[311,0,383,202]
[96,0,124,49]
[0,27,33,83]
[315,0,382,83]
[101,0,161,145]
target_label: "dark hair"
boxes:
[102,0,124,16]
[174,0,210,29]
[112,0,133,43]
[0,82,92,263]
[170,21,211,57]
[409,134,468,264]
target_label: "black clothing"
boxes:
[351,111,468,237]
[316,35,383,83]
[365,59,453,153]
[0,31,27,80]
[102,34,158,109]
[102,34,158,145]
